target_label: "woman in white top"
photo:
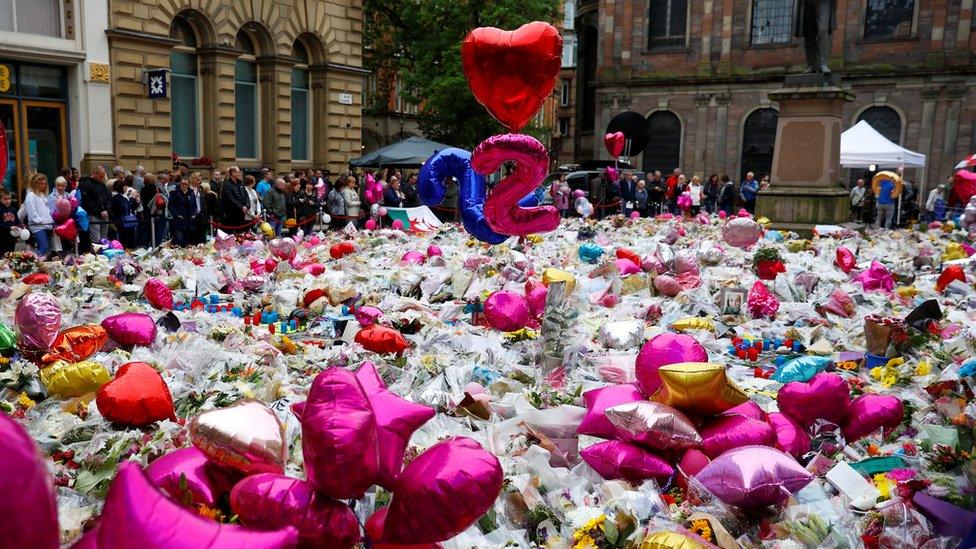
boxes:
[24,173,55,258]
[688,175,704,215]
[340,175,362,226]
[244,175,263,221]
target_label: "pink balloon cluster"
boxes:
[483,277,548,332]
[363,174,384,205]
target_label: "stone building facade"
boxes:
[107,0,366,175]
[582,0,976,197]
[0,0,115,198]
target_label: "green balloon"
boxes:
[0,323,16,357]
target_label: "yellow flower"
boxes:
[873,473,891,500]
[197,504,223,521]
[837,361,859,371]
[870,367,884,380]
[572,534,597,549]
[881,374,898,388]
[485,269,497,277]
[17,392,35,409]
[690,518,713,542]
[885,357,905,368]
[895,286,918,298]
[916,361,932,376]
[580,514,607,533]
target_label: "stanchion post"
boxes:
[151,217,156,248]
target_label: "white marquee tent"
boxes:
[840,120,926,169]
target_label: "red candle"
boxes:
[748,348,759,361]
[736,349,747,359]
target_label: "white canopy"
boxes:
[840,120,926,168]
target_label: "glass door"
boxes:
[0,99,20,198]
[21,100,66,188]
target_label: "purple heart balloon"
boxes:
[634,333,708,396]
[355,362,435,489]
[777,372,850,428]
[577,383,644,439]
[146,447,243,508]
[101,312,158,347]
[842,394,904,442]
[73,462,298,548]
[299,367,380,500]
[230,473,360,548]
[695,445,813,508]
[0,413,58,549]
[379,437,503,545]
[580,439,674,483]
[15,291,62,355]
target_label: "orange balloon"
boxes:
[42,325,108,365]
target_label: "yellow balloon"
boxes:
[670,317,715,332]
[640,531,707,549]
[259,222,274,238]
[542,268,576,292]
[40,360,110,398]
[943,242,967,261]
[756,216,771,226]
[652,362,748,416]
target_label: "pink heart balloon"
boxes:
[355,362,436,489]
[653,274,682,297]
[101,312,157,347]
[298,367,380,500]
[634,333,708,396]
[15,291,62,356]
[0,413,58,549]
[777,372,850,428]
[377,437,503,545]
[615,258,641,276]
[577,383,644,439]
[722,217,763,248]
[604,132,625,157]
[54,197,72,223]
[230,473,360,548]
[842,394,904,442]
[144,278,174,311]
[146,447,243,508]
[483,290,531,332]
[426,245,443,257]
[699,413,775,459]
[695,446,813,508]
[401,251,426,265]
[353,306,384,327]
[77,463,298,548]
[523,278,548,319]
[580,440,674,483]
[269,238,298,261]
[768,412,811,458]
[189,399,288,475]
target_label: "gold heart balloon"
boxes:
[40,360,110,398]
[651,362,748,416]
[189,399,287,474]
[639,531,708,549]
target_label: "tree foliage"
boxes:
[364,0,561,150]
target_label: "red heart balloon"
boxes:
[96,362,176,426]
[22,272,51,285]
[461,22,562,132]
[354,324,409,355]
[604,132,625,157]
[54,218,77,241]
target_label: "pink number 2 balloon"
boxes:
[472,133,559,237]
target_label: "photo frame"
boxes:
[718,288,748,316]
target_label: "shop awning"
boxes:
[840,120,926,169]
[349,136,453,168]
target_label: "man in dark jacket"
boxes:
[262,178,288,236]
[168,178,197,246]
[220,166,249,232]
[78,166,111,251]
[402,173,420,207]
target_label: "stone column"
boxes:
[757,80,855,233]
[916,86,941,198]
[197,46,238,167]
[943,86,966,183]
[693,94,710,174]
[713,93,731,175]
[258,55,295,172]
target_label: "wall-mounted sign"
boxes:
[0,65,11,93]
[338,93,353,105]
[146,69,168,99]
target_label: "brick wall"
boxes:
[588,0,976,196]
[108,0,364,175]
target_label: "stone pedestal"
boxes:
[758,79,855,233]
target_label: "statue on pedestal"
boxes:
[794,0,837,74]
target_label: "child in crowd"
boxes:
[0,188,19,255]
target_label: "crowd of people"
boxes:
[0,164,436,260]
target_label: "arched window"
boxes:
[642,111,681,173]
[741,108,778,180]
[291,41,311,162]
[170,15,200,157]
[857,106,902,144]
[0,0,63,37]
[234,29,259,159]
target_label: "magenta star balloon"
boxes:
[0,413,59,549]
[73,462,298,548]
[298,367,380,500]
[378,437,503,545]
[355,362,436,489]
[146,447,243,508]
[577,383,644,439]
[230,473,360,548]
